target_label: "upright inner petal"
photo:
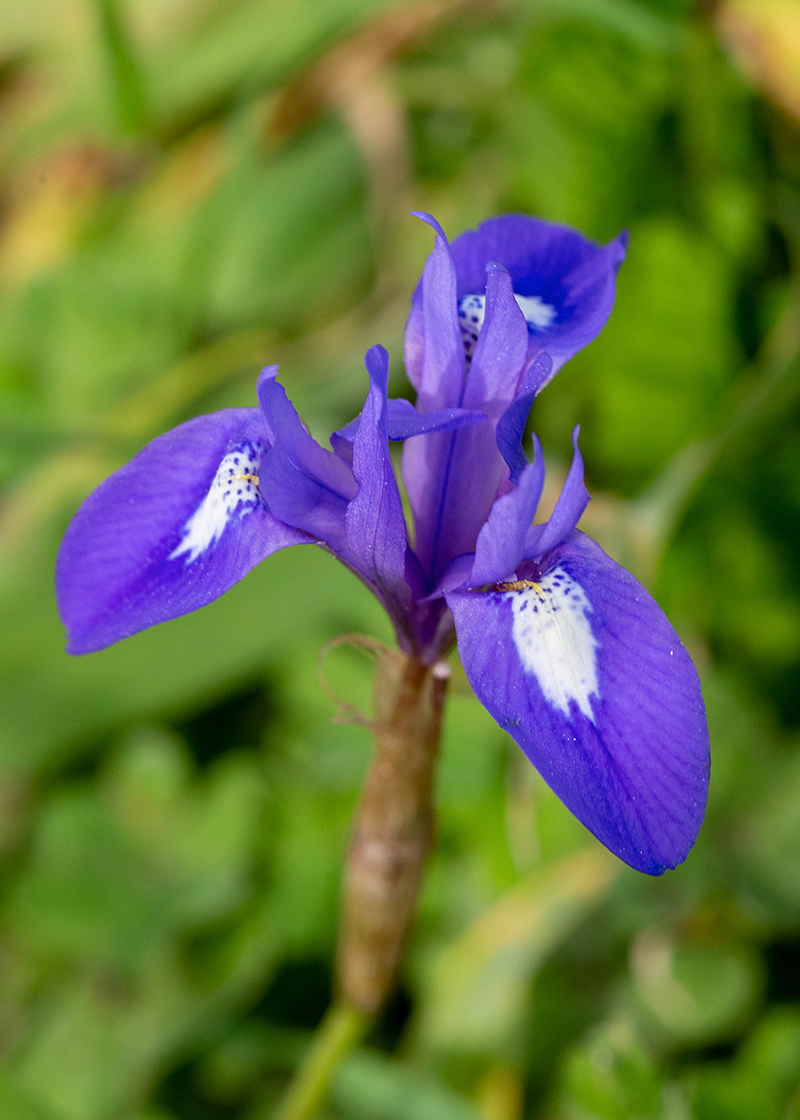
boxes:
[169,441,263,563]
[457,292,558,359]
[502,566,599,721]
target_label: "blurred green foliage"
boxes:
[0,0,799,1116]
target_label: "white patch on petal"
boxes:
[505,567,599,721]
[169,442,263,564]
[513,293,557,330]
[457,292,557,360]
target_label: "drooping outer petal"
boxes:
[446,532,709,873]
[345,346,415,628]
[448,214,628,378]
[56,409,308,654]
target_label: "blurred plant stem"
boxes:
[272,1003,370,1120]
[96,0,148,135]
[273,651,449,1118]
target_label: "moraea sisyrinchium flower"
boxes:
[56,213,709,875]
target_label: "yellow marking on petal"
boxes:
[495,579,542,592]
[169,445,262,564]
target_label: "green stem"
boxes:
[272,1002,370,1120]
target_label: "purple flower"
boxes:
[56,213,708,876]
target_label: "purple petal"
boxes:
[345,346,414,625]
[447,532,709,874]
[56,409,308,655]
[524,427,589,558]
[331,399,486,460]
[404,273,426,394]
[469,438,546,586]
[495,353,554,482]
[403,407,512,584]
[426,552,477,599]
[449,214,627,376]
[462,264,530,413]
[257,368,357,551]
[402,260,535,583]
[386,400,487,440]
[401,210,618,586]
[406,212,465,411]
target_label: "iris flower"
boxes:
[56,213,709,875]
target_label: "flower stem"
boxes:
[272,1002,369,1120]
[271,652,449,1120]
[337,654,449,1011]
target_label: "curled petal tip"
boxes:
[410,210,449,244]
[257,364,279,385]
[256,365,281,409]
[362,349,391,423]
[611,228,629,265]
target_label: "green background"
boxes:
[0,0,799,1116]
